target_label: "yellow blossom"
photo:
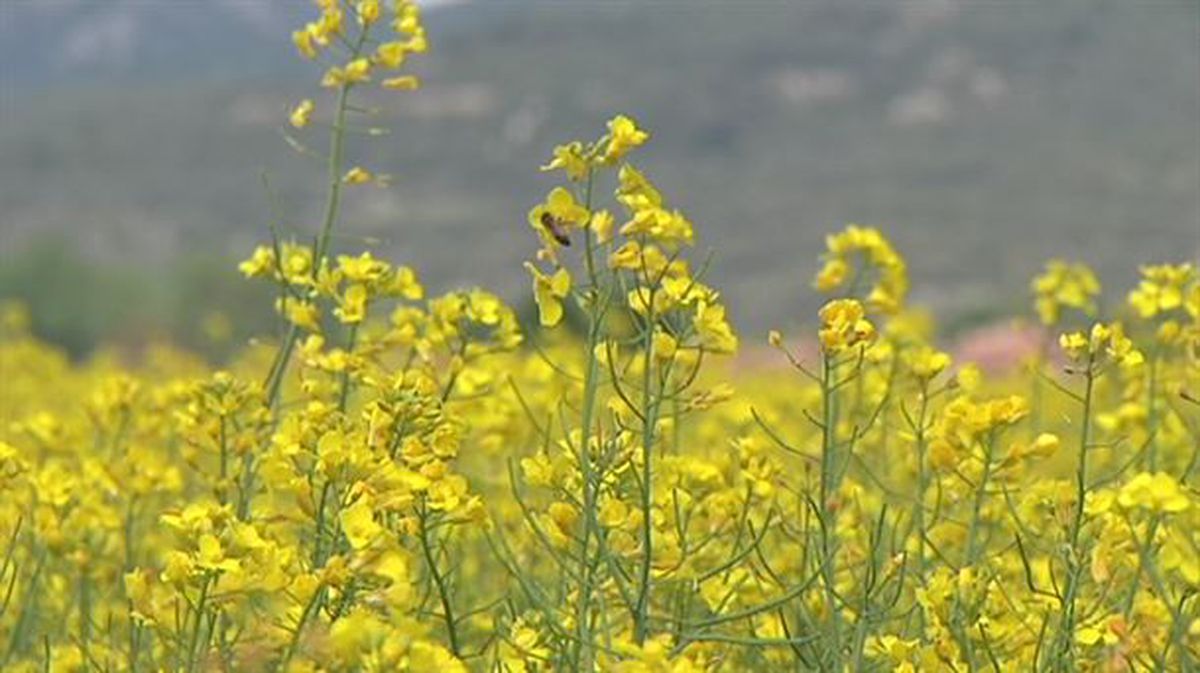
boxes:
[382,75,420,90]
[343,166,373,184]
[818,298,876,353]
[525,263,571,327]
[289,98,315,128]
[341,497,383,550]
[601,114,649,163]
[1117,472,1191,513]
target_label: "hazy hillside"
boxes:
[2,0,1197,354]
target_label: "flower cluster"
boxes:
[294,0,427,91]
[814,224,909,314]
[528,115,737,355]
[1031,259,1101,325]
[816,298,876,353]
[1059,321,1144,369]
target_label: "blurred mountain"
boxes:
[0,0,299,85]
[0,0,472,85]
[1,0,1197,353]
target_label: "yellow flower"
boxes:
[196,534,239,573]
[1030,432,1061,458]
[528,187,590,249]
[409,642,466,673]
[316,5,344,39]
[1031,259,1100,325]
[526,263,571,327]
[335,284,369,324]
[322,58,371,87]
[590,209,614,244]
[608,241,644,271]
[1104,323,1143,367]
[341,498,383,550]
[548,502,578,535]
[652,329,678,362]
[375,41,407,68]
[335,251,385,283]
[598,498,629,528]
[908,346,951,380]
[344,57,372,82]
[542,141,590,181]
[1060,322,1143,368]
[601,114,649,163]
[278,297,321,332]
[388,265,424,300]
[343,166,373,184]
[694,300,738,354]
[393,2,426,41]
[289,99,315,128]
[292,28,318,59]
[814,258,848,292]
[1117,472,1190,513]
[427,474,469,511]
[502,617,551,671]
[1059,331,1088,360]
[401,30,429,55]
[816,224,908,313]
[238,245,275,278]
[161,551,196,586]
[984,395,1029,426]
[382,75,420,90]
[868,634,920,665]
[618,207,694,246]
[1129,263,1195,318]
[818,298,876,354]
[521,453,555,487]
[616,164,662,211]
[1161,528,1200,585]
[355,0,381,25]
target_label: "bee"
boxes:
[540,212,572,247]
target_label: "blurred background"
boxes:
[1,0,1197,359]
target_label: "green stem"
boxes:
[79,563,91,668]
[312,480,333,569]
[633,292,660,645]
[964,433,996,565]
[1052,355,1095,672]
[1145,351,1159,470]
[913,385,931,638]
[337,323,359,412]
[263,27,366,409]
[418,511,461,657]
[184,574,212,673]
[571,167,605,670]
[818,354,844,670]
[276,583,323,672]
[218,415,229,505]
[4,547,46,665]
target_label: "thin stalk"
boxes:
[1145,351,1159,470]
[184,574,212,673]
[570,167,606,670]
[418,510,461,657]
[337,324,359,412]
[633,293,659,644]
[276,584,323,672]
[818,353,844,670]
[264,27,366,409]
[912,385,931,639]
[1051,353,1096,672]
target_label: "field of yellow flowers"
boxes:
[1,2,1197,671]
